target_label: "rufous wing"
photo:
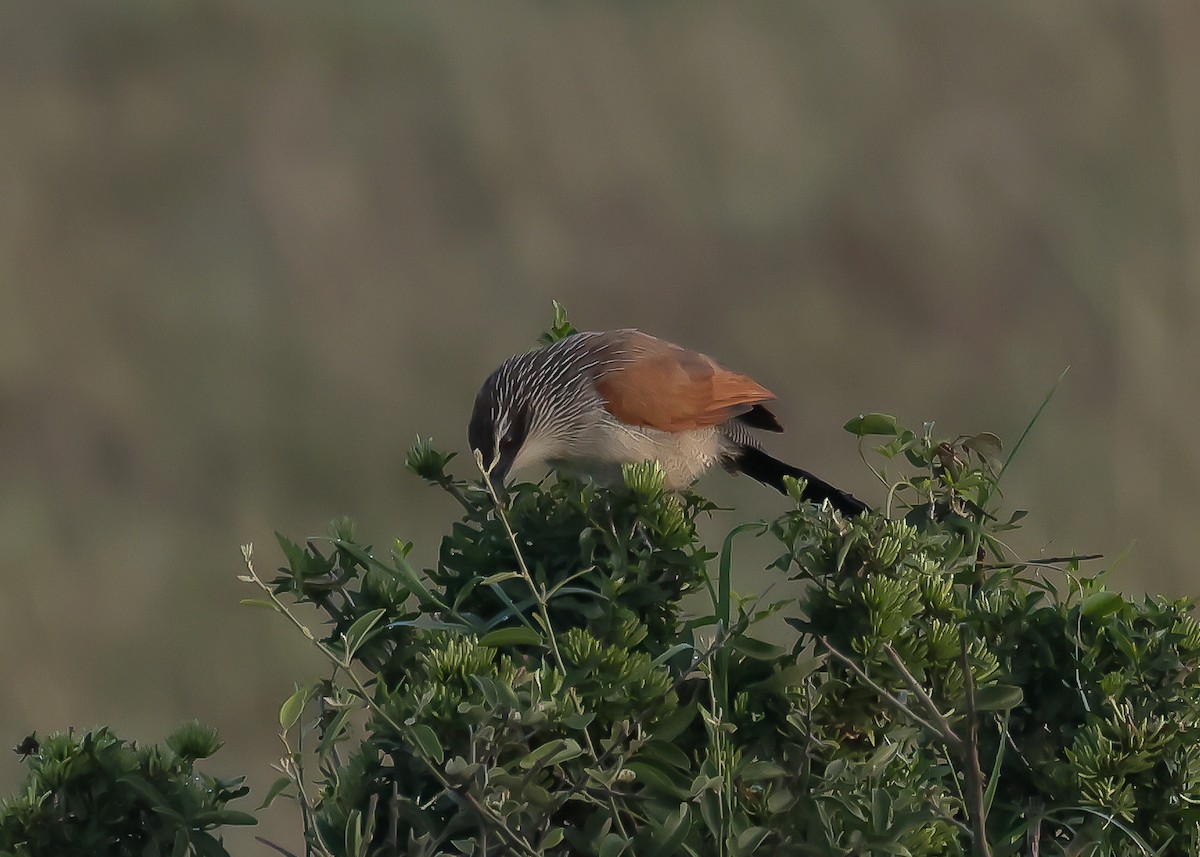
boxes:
[594,332,779,432]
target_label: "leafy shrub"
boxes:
[243,404,1200,855]
[7,309,1198,856]
[0,723,253,857]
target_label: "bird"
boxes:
[468,329,867,515]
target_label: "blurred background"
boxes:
[2,3,1198,852]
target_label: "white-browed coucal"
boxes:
[469,329,866,515]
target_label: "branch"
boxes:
[882,643,961,751]
[818,637,943,738]
[825,637,995,857]
[958,633,994,857]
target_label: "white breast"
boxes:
[560,421,725,490]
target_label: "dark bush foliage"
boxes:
[0,723,253,857]
[243,403,1200,856]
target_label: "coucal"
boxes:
[468,329,867,515]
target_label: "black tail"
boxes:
[731,446,868,516]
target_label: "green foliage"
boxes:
[0,723,253,857]
[537,300,577,345]
[8,304,1197,854]
[246,408,1200,856]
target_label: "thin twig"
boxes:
[818,637,943,737]
[276,709,335,857]
[981,554,1103,570]
[825,635,996,857]
[959,632,994,857]
[476,458,573,679]
[882,643,962,750]
[435,475,476,512]
[255,837,302,857]
[884,639,994,856]
[388,780,399,853]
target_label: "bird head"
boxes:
[468,365,536,486]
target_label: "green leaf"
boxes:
[479,626,543,647]
[120,775,171,811]
[387,540,447,611]
[256,776,293,810]
[736,827,770,854]
[317,708,353,758]
[698,789,721,841]
[472,675,520,709]
[688,773,724,798]
[718,523,764,627]
[238,599,277,610]
[479,571,521,586]
[962,431,1003,458]
[520,739,583,769]
[835,529,859,572]
[215,811,257,826]
[564,712,596,730]
[191,831,232,857]
[639,740,692,771]
[844,413,900,436]
[344,809,363,857]
[598,833,629,857]
[409,724,445,764]
[715,522,764,712]
[1082,590,1124,620]
[650,803,692,853]
[343,608,387,659]
[972,684,1024,711]
[748,657,825,691]
[729,635,786,661]
[279,685,310,730]
[626,760,687,799]
[650,642,693,668]
[983,712,1009,814]
[998,365,1069,484]
[739,760,787,780]
[650,703,697,743]
[766,789,796,813]
[862,742,900,778]
[332,539,375,570]
[274,532,308,574]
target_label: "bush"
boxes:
[0,723,254,857]
[8,312,1199,855]
[240,409,1200,856]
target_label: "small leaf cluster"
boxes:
[0,723,253,857]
